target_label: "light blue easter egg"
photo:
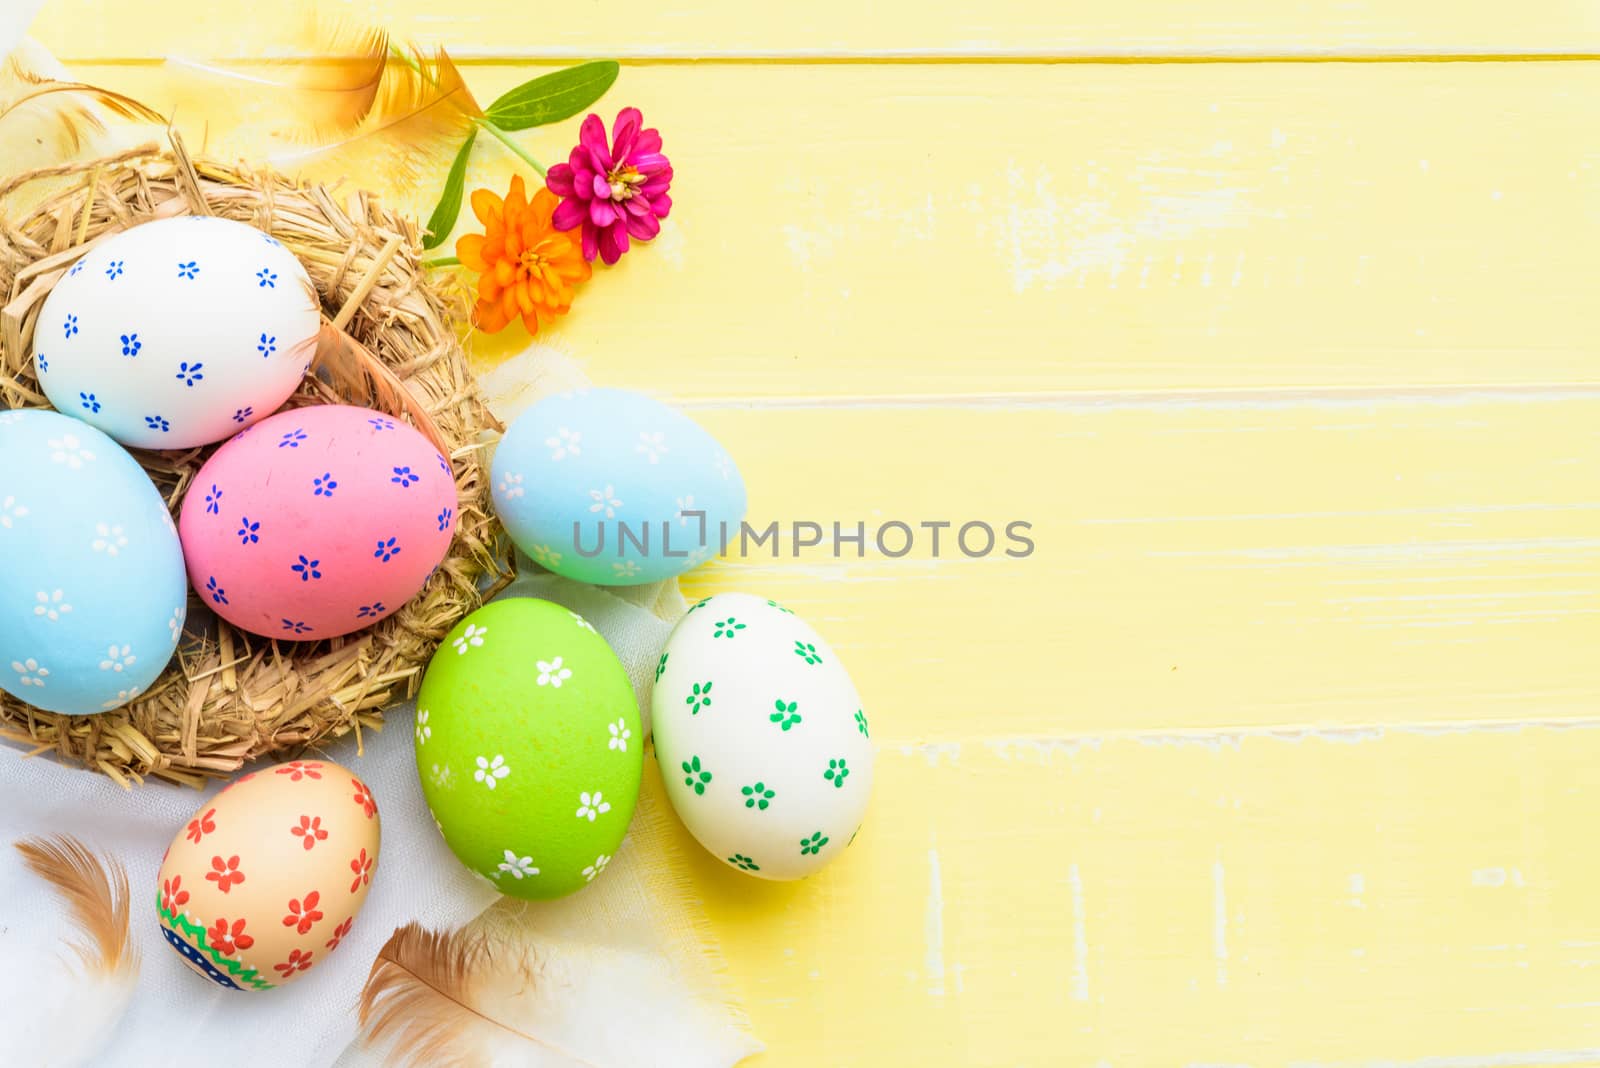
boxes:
[490,389,746,586]
[0,409,187,714]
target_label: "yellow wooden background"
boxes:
[29,1,1600,1063]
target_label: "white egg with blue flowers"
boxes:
[491,388,747,586]
[0,409,187,715]
[34,215,320,449]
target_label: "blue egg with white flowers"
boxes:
[491,388,747,586]
[0,409,186,714]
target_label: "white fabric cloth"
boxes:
[0,565,760,1068]
[0,707,500,1066]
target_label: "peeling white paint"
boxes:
[1069,862,1089,1001]
[925,846,945,997]
[1212,858,1229,986]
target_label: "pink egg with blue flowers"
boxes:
[178,404,456,640]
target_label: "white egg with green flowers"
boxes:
[652,592,873,880]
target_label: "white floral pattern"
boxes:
[531,543,562,568]
[536,656,572,688]
[545,427,581,461]
[713,453,733,480]
[430,763,454,789]
[11,658,47,688]
[48,434,95,469]
[575,791,611,821]
[0,496,27,529]
[33,589,71,622]
[675,495,696,526]
[415,709,432,745]
[612,560,642,578]
[99,644,136,672]
[608,718,631,752]
[497,472,525,499]
[496,850,539,880]
[168,607,184,640]
[474,754,510,789]
[570,611,596,634]
[582,854,611,882]
[635,431,668,464]
[453,623,487,655]
[101,685,142,710]
[91,522,127,556]
[587,484,622,519]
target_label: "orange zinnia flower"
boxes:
[457,175,591,334]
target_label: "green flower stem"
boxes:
[475,118,547,178]
[388,43,547,178]
[422,255,460,269]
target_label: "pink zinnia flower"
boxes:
[547,107,672,265]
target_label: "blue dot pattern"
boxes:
[194,412,456,636]
[161,926,241,991]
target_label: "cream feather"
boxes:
[360,922,756,1068]
[0,836,138,1068]
[0,39,160,161]
[164,14,388,140]
[0,37,164,221]
[270,46,481,193]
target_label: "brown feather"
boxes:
[273,46,481,192]
[307,320,452,457]
[0,80,165,130]
[359,923,516,1068]
[0,48,149,159]
[166,17,389,140]
[14,835,135,975]
[359,921,739,1067]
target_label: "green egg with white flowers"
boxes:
[415,598,643,898]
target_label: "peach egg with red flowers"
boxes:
[178,404,457,641]
[156,759,381,991]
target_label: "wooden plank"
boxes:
[683,729,1600,1066]
[672,398,1600,739]
[59,61,1600,397]
[33,0,1600,59]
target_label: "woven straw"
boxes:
[0,136,510,786]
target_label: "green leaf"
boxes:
[422,129,477,250]
[484,60,620,132]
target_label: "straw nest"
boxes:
[0,136,510,786]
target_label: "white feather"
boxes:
[0,945,136,1068]
[478,938,751,1068]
